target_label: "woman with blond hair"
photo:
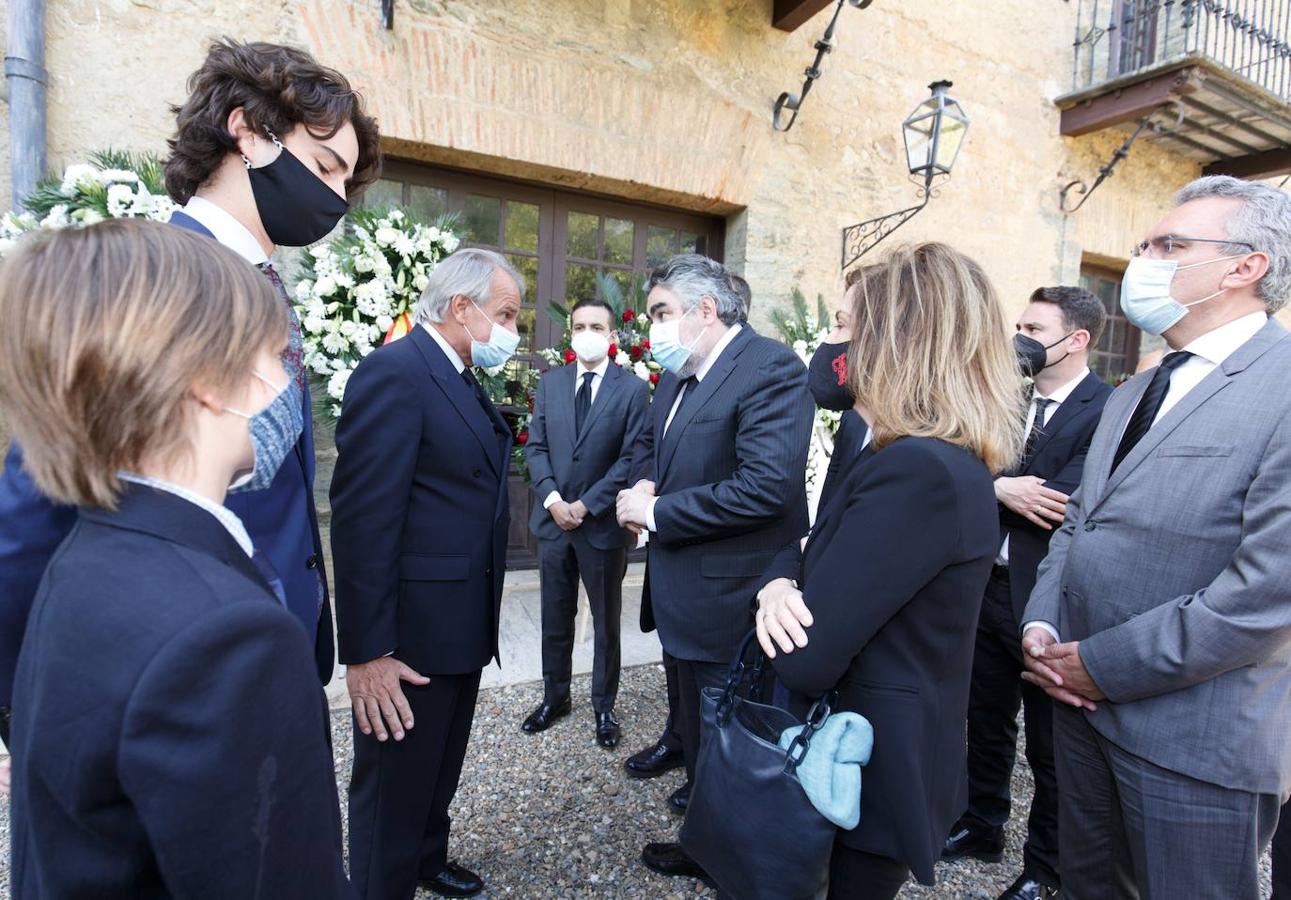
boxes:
[0,220,351,898]
[755,242,1025,899]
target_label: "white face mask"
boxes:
[648,308,708,375]
[1119,254,1243,336]
[570,330,611,364]
[464,300,520,370]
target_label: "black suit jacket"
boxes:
[8,486,349,900]
[330,325,511,675]
[644,326,814,663]
[1001,370,1112,622]
[525,362,650,549]
[764,437,998,885]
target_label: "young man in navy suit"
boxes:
[0,38,381,748]
[521,297,650,748]
[332,248,522,900]
[944,287,1112,900]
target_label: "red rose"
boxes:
[563,348,577,364]
[517,430,529,444]
[629,345,643,361]
[608,342,618,358]
[622,309,636,323]
[649,372,660,385]
[640,339,651,350]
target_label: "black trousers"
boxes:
[964,566,1060,887]
[674,657,730,784]
[1273,800,1291,899]
[657,651,684,753]
[537,533,626,713]
[826,843,909,900]
[347,670,481,900]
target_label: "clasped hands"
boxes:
[549,499,588,532]
[615,480,656,536]
[1020,628,1105,710]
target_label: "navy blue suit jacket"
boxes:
[642,326,814,663]
[0,210,335,735]
[525,362,650,550]
[8,485,350,899]
[330,324,511,675]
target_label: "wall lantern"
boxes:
[842,80,970,271]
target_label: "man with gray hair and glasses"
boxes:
[1020,175,1291,899]
[616,254,813,886]
[332,247,522,899]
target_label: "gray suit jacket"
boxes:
[645,326,814,663]
[525,362,650,550]
[1024,317,1291,795]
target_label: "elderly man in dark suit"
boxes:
[944,286,1112,900]
[331,248,522,900]
[521,297,650,748]
[616,253,814,885]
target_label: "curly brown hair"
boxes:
[164,39,382,204]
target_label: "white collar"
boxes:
[1035,366,1091,405]
[576,356,611,379]
[421,321,467,374]
[695,322,743,382]
[182,196,269,266]
[118,473,254,557]
[1178,311,1269,366]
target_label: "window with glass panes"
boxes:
[1080,264,1140,381]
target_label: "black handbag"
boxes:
[679,630,840,900]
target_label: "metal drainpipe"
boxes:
[5,0,48,209]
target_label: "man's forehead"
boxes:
[1019,301,1062,327]
[572,306,612,326]
[488,269,521,304]
[1153,196,1243,238]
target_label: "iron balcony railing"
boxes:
[1071,0,1291,101]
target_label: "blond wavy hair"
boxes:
[0,219,287,509]
[846,243,1026,473]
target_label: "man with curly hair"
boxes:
[0,39,382,752]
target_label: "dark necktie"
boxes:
[256,261,306,392]
[1021,397,1054,466]
[1111,350,1194,474]
[575,371,595,435]
[667,376,698,435]
[462,369,507,439]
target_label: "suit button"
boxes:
[573,455,580,462]
[485,567,493,576]
[306,554,319,569]
[473,469,482,478]
[1083,521,1097,532]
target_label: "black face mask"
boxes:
[1013,332,1073,377]
[808,341,854,411]
[245,133,349,247]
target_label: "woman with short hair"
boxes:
[1,220,351,899]
[756,242,1025,899]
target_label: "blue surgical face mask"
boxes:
[1119,254,1242,336]
[648,308,709,375]
[464,300,520,370]
[225,369,304,493]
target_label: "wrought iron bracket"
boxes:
[773,0,873,132]
[841,189,931,271]
[381,0,394,29]
[1060,101,1185,214]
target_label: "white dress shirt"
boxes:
[421,321,466,374]
[181,196,269,266]
[1026,312,1269,643]
[646,323,744,532]
[998,366,1091,566]
[543,355,612,509]
[118,472,254,557]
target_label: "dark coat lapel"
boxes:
[1022,370,1104,469]
[806,444,878,555]
[652,374,683,484]
[574,363,625,451]
[408,325,504,478]
[659,326,755,480]
[167,210,215,239]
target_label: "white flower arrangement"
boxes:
[294,207,461,418]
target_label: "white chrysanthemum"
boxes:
[305,300,327,321]
[353,252,376,274]
[372,256,393,278]
[413,273,430,292]
[392,233,415,257]
[77,209,105,226]
[633,361,649,380]
[374,226,400,247]
[146,194,178,221]
[333,271,355,290]
[444,235,461,252]
[311,355,334,376]
[426,226,441,242]
[295,280,315,301]
[388,209,405,222]
[59,164,100,197]
[40,205,72,229]
[321,330,349,354]
[302,315,326,335]
[616,352,631,367]
[376,313,394,332]
[314,275,338,297]
[339,319,359,338]
[105,184,135,218]
[97,168,140,185]
[310,244,333,260]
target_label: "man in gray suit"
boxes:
[521,297,650,749]
[1021,175,1291,899]
[616,254,814,885]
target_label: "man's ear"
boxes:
[701,295,719,322]
[1070,329,1091,352]
[1224,251,1270,293]
[450,294,472,323]
[228,107,277,166]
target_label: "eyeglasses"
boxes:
[1132,235,1256,257]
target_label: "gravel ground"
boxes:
[1,663,1275,898]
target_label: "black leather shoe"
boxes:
[941,820,1005,863]
[419,861,484,897]
[520,697,571,734]
[998,873,1060,900]
[596,711,621,749]
[641,841,716,889]
[624,738,685,778]
[668,780,691,814]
